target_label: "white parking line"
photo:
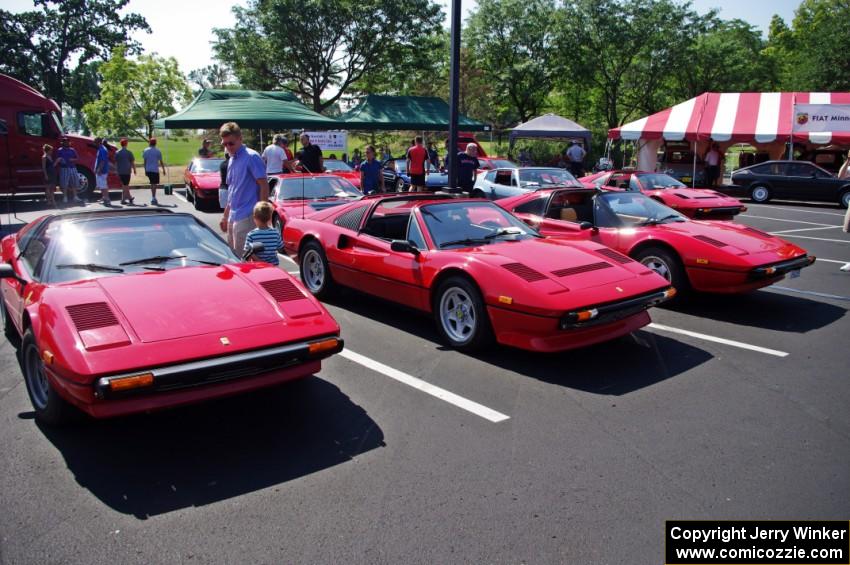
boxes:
[770,226,842,234]
[646,323,789,357]
[741,214,838,227]
[747,204,846,217]
[812,257,849,265]
[768,286,850,302]
[338,349,511,423]
[771,234,850,244]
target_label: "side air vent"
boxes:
[674,192,691,199]
[502,262,548,282]
[694,235,728,248]
[333,205,367,231]
[66,302,119,331]
[261,278,305,302]
[595,247,632,264]
[551,262,612,278]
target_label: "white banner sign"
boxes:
[792,104,850,133]
[302,131,348,152]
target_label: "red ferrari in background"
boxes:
[477,157,519,171]
[283,194,674,353]
[184,157,225,211]
[322,159,362,189]
[268,174,362,233]
[498,188,814,295]
[0,208,343,425]
[580,170,746,219]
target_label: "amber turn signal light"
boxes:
[108,373,154,392]
[664,287,677,299]
[308,338,340,356]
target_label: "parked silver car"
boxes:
[472,167,583,200]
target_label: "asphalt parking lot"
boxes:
[0,190,847,565]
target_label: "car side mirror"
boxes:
[0,263,23,282]
[390,240,420,255]
[242,241,264,261]
[578,221,593,230]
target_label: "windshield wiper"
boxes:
[420,208,443,223]
[439,237,489,248]
[119,255,221,267]
[639,214,682,226]
[484,228,524,240]
[56,263,124,273]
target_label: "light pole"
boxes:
[447,0,462,191]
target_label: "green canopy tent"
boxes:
[338,95,490,131]
[154,89,343,129]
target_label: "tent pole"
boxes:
[692,141,697,188]
[789,94,796,160]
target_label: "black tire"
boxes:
[839,189,850,209]
[633,246,689,297]
[185,184,194,202]
[272,214,283,235]
[1,298,17,341]
[433,276,494,351]
[21,330,78,425]
[299,241,335,299]
[749,184,771,203]
[76,166,96,201]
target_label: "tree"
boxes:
[83,47,191,139]
[554,0,705,128]
[465,0,558,123]
[0,0,149,108]
[188,64,233,93]
[775,0,850,90]
[212,0,444,112]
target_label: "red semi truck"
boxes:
[0,74,121,196]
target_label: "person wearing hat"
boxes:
[115,138,136,205]
[198,139,213,157]
[142,137,166,205]
[55,136,83,205]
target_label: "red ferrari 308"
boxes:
[268,174,363,233]
[282,194,675,353]
[184,157,225,211]
[0,208,343,425]
[497,188,814,294]
[580,170,746,219]
[321,159,362,189]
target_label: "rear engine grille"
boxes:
[595,247,632,264]
[261,278,306,302]
[501,262,547,282]
[66,302,119,331]
[694,235,728,247]
[744,226,773,237]
[551,261,612,277]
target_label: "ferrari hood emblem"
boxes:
[616,286,623,293]
[220,337,230,346]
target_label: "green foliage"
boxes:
[212,0,445,112]
[0,0,149,108]
[83,47,192,139]
[465,0,558,124]
[187,65,233,94]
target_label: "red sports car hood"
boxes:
[652,188,741,207]
[95,265,318,342]
[659,220,805,258]
[277,197,354,219]
[467,238,662,291]
[190,173,221,189]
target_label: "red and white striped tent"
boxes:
[609,92,850,145]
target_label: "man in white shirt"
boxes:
[565,141,586,177]
[262,134,288,175]
[704,142,723,188]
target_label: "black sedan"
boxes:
[726,160,850,208]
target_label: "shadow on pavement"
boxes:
[36,377,384,519]
[325,290,712,395]
[665,290,846,333]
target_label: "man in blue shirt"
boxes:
[94,137,110,206]
[218,122,270,253]
[359,145,384,194]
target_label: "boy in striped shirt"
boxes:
[244,201,282,265]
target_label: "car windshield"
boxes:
[598,192,686,227]
[635,173,685,189]
[277,176,362,200]
[420,201,538,249]
[393,160,440,174]
[324,160,353,172]
[490,159,518,169]
[192,158,224,173]
[46,214,238,283]
[518,169,580,188]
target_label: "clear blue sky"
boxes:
[2,0,802,75]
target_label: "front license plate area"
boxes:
[789,269,801,279]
